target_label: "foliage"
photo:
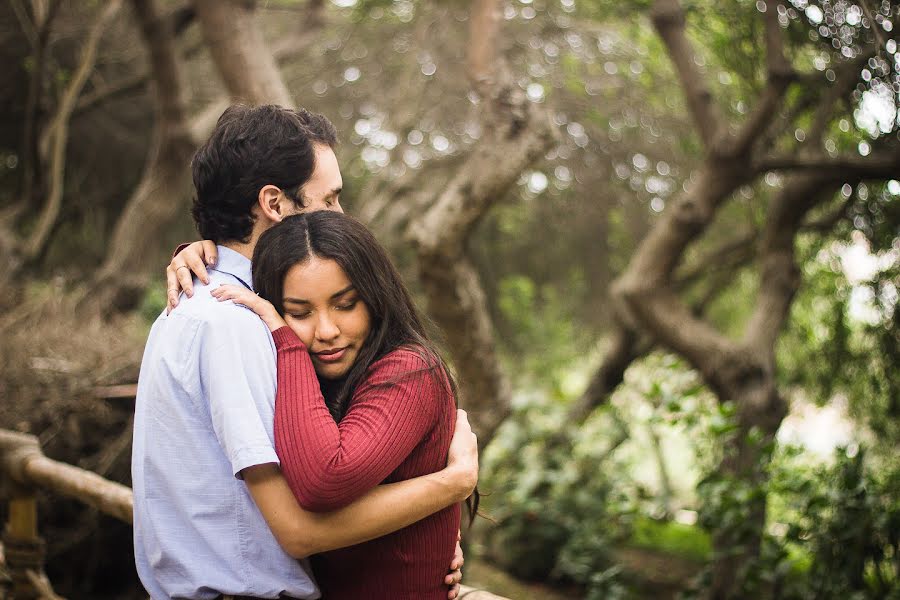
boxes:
[772,446,900,599]
[630,516,711,562]
[479,397,635,594]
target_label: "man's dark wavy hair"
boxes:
[190,104,337,244]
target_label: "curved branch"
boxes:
[755,153,900,180]
[22,0,124,261]
[193,0,293,107]
[651,0,721,148]
[468,0,501,90]
[728,1,794,158]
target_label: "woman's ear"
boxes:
[258,185,289,223]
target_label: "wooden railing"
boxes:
[0,428,508,600]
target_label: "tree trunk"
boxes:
[193,0,294,107]
[405,0,555,443]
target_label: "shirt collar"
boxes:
[213,245,254,291]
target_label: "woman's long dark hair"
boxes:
[252,211,478,521]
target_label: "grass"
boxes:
[629,516,712,562]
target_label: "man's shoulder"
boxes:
[156,281,271,352]
[171,278,261,326]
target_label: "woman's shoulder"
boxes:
[364,345,448,390]
[370,345,442,374]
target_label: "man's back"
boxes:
[132,246,318,600]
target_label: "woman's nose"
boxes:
[315,314,340,342]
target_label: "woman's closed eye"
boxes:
[335,299,358,311]
[287,310,312,320]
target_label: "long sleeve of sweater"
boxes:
[271,326,445,512]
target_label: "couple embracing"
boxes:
[132,104,480,600]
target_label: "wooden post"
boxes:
[3,486,46,600]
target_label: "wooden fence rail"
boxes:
[0,429,508,600]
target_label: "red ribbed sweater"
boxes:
[270,327,460,600]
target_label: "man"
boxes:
[132,104,478,600]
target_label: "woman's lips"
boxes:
[312,347,347,363]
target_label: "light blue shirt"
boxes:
[132,246,319,600]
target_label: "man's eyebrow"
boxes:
[283,285,355,305]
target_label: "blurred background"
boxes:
[0,1,898,598]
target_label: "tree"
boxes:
[590,1,900,596]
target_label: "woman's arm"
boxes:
[243,408,476,559]
[272,327,450,512]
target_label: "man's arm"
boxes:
[243,409,478,559]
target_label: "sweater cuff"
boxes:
[271,326,306,350]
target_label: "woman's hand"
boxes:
[166,240,217,312]
[211,284,287,332]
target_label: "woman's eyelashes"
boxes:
[286,298,359,320]
[335,298,358,311]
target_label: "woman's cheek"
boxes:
[285,317,314,347]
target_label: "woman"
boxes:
[211,211,469,600]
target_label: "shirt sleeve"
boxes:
[198,312,279,477]
[271,327,447,512]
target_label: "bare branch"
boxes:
[743,177,830,351]
[193,0,293,107]
[10,0,37,47]
[618,284,737,388]
[468,0,501,89]
[567,324,651,423]
[728,1,794,157]
[859,1,888,51]
[763,1,792,80]
[675,229,758,288]
[811,63,874,144]
[91,0,196,298]
[188,12,327,142]
[650,0,721,148]
[22,0,124,261]
[74,71,148,115]
[802,194,854,231]
[755,153,900,180]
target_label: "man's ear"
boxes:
[258,184,289,223]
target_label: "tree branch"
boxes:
[468,0,500,90]
[754,153,900,180]
[10,0,38,48]
[744,174,846,352]
[567,324,651,423]
[727,1,794,158]
[806,51,874,146]
[193,0,293,107]
[188,3,328,141]
[650,0,721,148]
[675,229,758,288]
[22,0,124,261]
[763,1,791,80]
